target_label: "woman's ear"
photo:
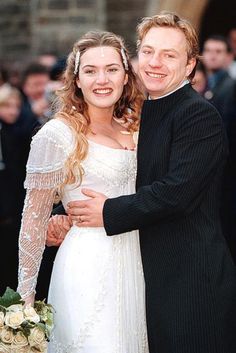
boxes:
[76,77,81,89]
[124,73,128,85]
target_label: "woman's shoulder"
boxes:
[36,118,73,137]
[32,118,76,149]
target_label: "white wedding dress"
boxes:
[17,119,149,353]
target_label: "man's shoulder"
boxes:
[175,85,220,118]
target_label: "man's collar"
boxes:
[148,80,189,100]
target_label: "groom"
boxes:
[49,13,236,353]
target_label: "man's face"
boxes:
[23,73,49,101]
[138,26,195,99]
[202,40,228,72]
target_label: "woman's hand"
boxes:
[46,215,72,247]
[23,293,35,307]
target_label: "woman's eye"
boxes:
[108,68,118,73]
[85,70,96,74]
[143,50,151,55]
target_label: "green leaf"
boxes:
[0,287,23,308]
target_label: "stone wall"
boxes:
[0,0,214,63]
[0,0,31,62]
[0,0,107,63]
[0,0,148,62]
[30,0,106,58]
[106,0,147,56]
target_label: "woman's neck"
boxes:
[88,106,114,126]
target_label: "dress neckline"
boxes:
[87,139,136,152]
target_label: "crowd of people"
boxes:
[193,31,236,262]
[0,12,236,353]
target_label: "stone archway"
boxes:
[200,0,236,45]
[147,0,210,32]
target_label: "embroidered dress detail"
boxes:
[18,119,148,353]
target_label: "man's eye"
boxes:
[165,54,174,58]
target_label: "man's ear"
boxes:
[186,58,196,77]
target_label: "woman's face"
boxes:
[76,46,128,113]
[0,95,21,124]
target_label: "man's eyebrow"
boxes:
[162,49,179,54]
[140,45,179,54]
[140,45,153,49]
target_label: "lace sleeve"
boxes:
[24,119,75,189]
[17,188,56,299]
[17,119,75,299]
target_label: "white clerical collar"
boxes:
[148,80,189,100]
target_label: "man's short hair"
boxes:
[204,35,232,53]
[21,63,49,85]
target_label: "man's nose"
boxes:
[149,54,162,68]
[96,71,109,84]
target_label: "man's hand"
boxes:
[67,189,107,227]
[46,215,72,247]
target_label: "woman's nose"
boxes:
[96,71,109,84]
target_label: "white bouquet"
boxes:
[0,287,54,353]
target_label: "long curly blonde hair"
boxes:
[54,31,144,186]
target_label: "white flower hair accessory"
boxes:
[121,48,129,71]
[74,50,81,75]
[73,47,129,75]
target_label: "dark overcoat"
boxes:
[103,84,236,353]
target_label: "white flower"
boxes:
[7,304,24,312]
[0,312,5,327]
[0,341,11,353]
[0,326,14,344]
[23,306,40,324]
[28,327,45,347]
[5,311,25,329]
[12,331,28,347]
[30,341,47,352]
[11,345,30,353]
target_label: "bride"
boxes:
[17,31,149,353]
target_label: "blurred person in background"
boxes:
[19,62,50,128]
[192,61,207,94]
[0,66,9,87]
[7,61,24,90]
[43,56,67,120]
[0,84,25,293]
[227,28,236,79]
[202,34,236,263]
[37,52,58,71]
